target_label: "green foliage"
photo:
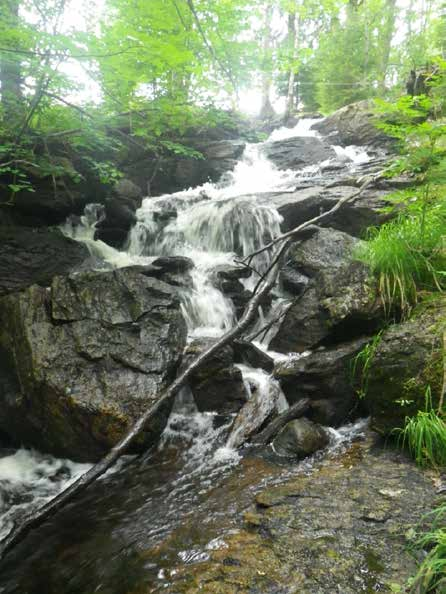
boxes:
[357,206,446,314]
[407,501,446,593]
[351,331,383,398]
[395,386,446,468]
[359,69,446,313]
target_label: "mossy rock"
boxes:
[365,297,446,434]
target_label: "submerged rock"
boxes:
[0,267,187,461]
[150,432,436,593]
[0,227,89,296]
[366,298,446,434]
[272,418,329,458]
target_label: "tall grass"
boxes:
[357,206,446,315]
[409,502,446,593]
[395,387,446,468]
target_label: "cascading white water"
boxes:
[0,450,90,540]
[0,120,377,576]
[58,119,374,452]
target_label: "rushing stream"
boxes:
[0,119,373,593]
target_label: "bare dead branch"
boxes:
[243,174,382,266]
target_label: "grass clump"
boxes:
[395,387,446,468]
[408,502,446,593]
[357,203,446,316]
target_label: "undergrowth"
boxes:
[357,204,446,316]
[407,501,446,593]
[395,387,446,468]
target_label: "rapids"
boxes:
[0,119,373,593]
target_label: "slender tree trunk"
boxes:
[0,0,23,122]
[285,9,299,119]
[378,0,397,94]
[259,1,275,120]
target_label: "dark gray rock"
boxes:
[271,227,382,353]
[274,338,369,426]
[0,227,89,296]
[263,136,336,170]
[175,140,246,188]
[270,261,383,354]
[311,99,391,147]
[184,338,249,415]
[279,268,309,295]
[233,340,274,373]
[151,256,194,274]
[212,264,252,281]
[286,225,360,278]
[258,184,393,237]
[114,178,143,205]
[0,267,187,461]
[272,418,329,458]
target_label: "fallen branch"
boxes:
[252,398,310,445]
[0,170,382,560]
[243,175,381,266]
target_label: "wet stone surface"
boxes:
[158,432,437,594]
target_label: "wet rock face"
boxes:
[0,267,187,461]
[286,225,360,275]
[311,99,391,147]
[0,227,89,296]
[270,228,383,354]
[165,432,435,594]
[184,339,249,415]
[274,338,369,426]
[366,299,446,435]
[261,184,393,238]
[272,418,329,458]
[263,136,336,170]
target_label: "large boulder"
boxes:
[274,338,369,426]
[0,227,89,296]
[365,299,446,435]
[262,136,336,170]
[272,418,329,458]
[184,339,249,415]
[270,262,382,354]
[311,100,390,147]
[285,225,360,276]
[270,228,383,354]
[0,267,187,461]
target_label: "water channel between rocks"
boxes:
[0,119,416,594]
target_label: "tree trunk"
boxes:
[378,0,397,94]
[285,10,299,119]
[0,0,23,122]
[259,1,275,120]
